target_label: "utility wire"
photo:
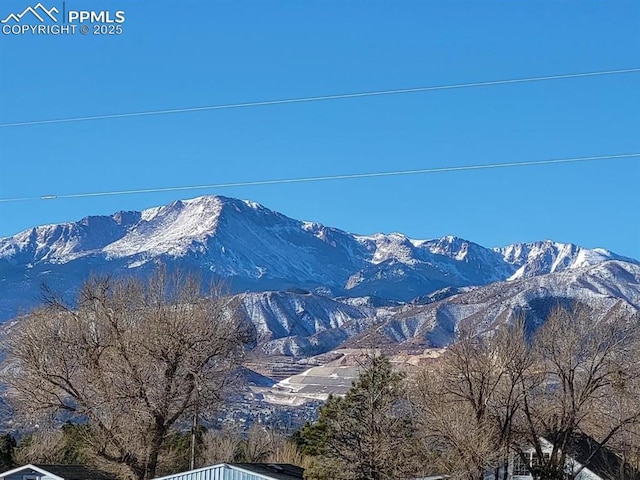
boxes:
[1,68,639,128]
[0,152,637,204]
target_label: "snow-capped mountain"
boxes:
[353,260,640,350]
[231,260,640,358]
[0,195,635,323]
[496,241,624,280]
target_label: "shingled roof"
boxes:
[568,434,640,480]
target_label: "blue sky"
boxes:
[1,0,639,258]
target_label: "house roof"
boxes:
[153,463,305,480]
[568,434,640,480]
[229,464,304,480]
[0,465,115,480]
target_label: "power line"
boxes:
[0,152,637,204]
[1,68,639,128]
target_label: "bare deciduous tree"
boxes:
[412,317,533,480]
[514,305,640,480]
[236,425,281,464]
[198,426,309,468]
[199,429,239,466]
[13,427,70,465]
[412,305,640,480]
[3,269,251,480]
[413,366,501,480]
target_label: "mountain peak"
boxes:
[0,195,636,322]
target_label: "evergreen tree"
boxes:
[0,434,16,470]
[295,354,420,480]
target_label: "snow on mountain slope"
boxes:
[496,240,627,280]
[104,197,225,258]
[238,291,378,357]
[240,290,374,341]
[2,261,637,360]
[241,261,640,358]
[354,260,640,350]
[0,211,141,264]
[0,195,636,322]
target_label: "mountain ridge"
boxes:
[0,195,636,322]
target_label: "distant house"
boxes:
[485,435,640,480]
[0,465,115,480]
[153,463,304,480]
